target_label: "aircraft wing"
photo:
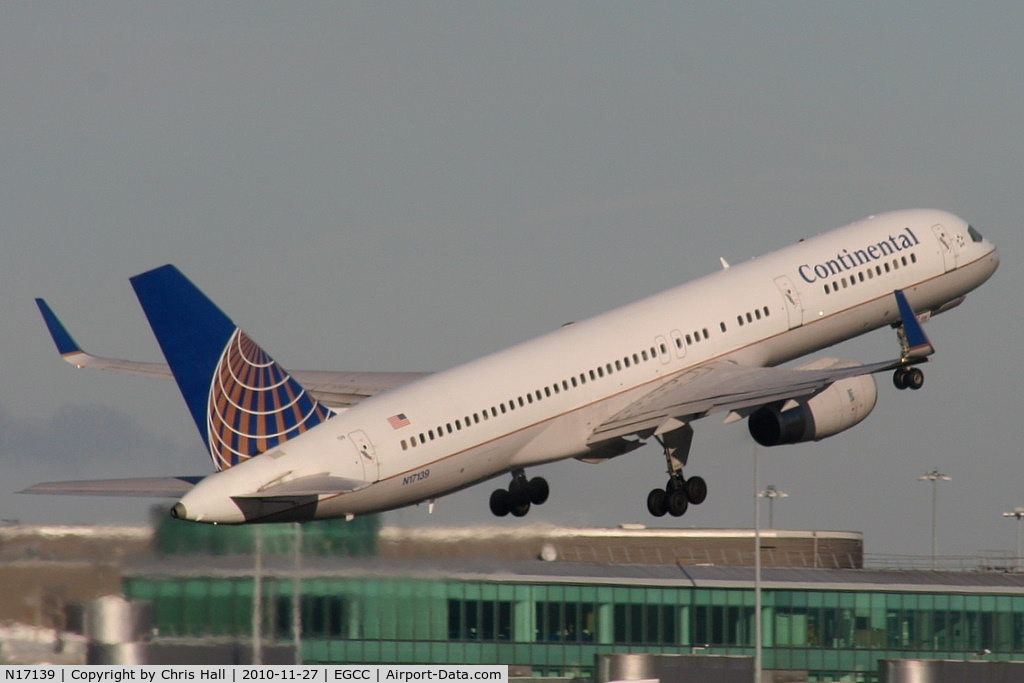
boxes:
[290,370,430,408]
[35,299,429,408]
[588,289,932,444]
[19,476,204,498]
[587,356,911,444]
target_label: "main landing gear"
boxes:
[490,469,549,517]
[646,423,708,518]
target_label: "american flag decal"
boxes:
[387,413,411,430]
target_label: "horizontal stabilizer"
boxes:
[232,474,370,499]
[35,299,172,378]
[19,476,203,498]
[35,299,429,404]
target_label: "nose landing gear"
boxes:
[893,365,924,390]
[489,469,549,517]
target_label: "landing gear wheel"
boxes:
[489,489,511,517]
[528,477,550,505]
[494,470,548,517]
[667,489,689,517]
[647,488,668,517]
[894,366,925,390]
[666,476,684,494]
[510,500,531,517]
[684,476,708,505]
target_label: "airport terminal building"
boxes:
[5,519,1024,681]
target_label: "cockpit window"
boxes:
[968,225,984,243]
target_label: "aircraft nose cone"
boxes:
[170,502,187,520]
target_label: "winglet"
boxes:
[35,298,82,357]
[894,289,934,360]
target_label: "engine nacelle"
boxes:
[748,358,878,447]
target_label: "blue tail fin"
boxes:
[130,265,334,471]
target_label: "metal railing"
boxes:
[555,545,862,569]
[864,551,1023,572]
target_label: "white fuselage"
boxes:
[178,209,999,523]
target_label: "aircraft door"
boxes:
[348,430,380,481]
[931,224,959,272]
[773,275,804,329]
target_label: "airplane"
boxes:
[24,209,998,524]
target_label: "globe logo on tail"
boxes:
[206,329,334,470]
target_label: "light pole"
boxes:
[753,446,762,683]
[918,469,951,570]
[1002,507,1024,572]
[758,484,789,529]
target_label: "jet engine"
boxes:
[747,358,878,447]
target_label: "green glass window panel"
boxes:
[854,592,870,614]
[838,593,855,609]
[183,579,207,601]
[993,610,1015,651]
[981,595,996,612]
[964,595,981,612]
[949,595,964,611]
[790,592,807,608]
[126,579,155,601]
[773,591,792,609]
[694,589,710,605]
[948,609,965,651]
[807,591,824,609]
[965,610,981,652]
[980,610,996,651]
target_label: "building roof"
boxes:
[125,554,1024,595]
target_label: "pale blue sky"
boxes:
[1,3,1021,558]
